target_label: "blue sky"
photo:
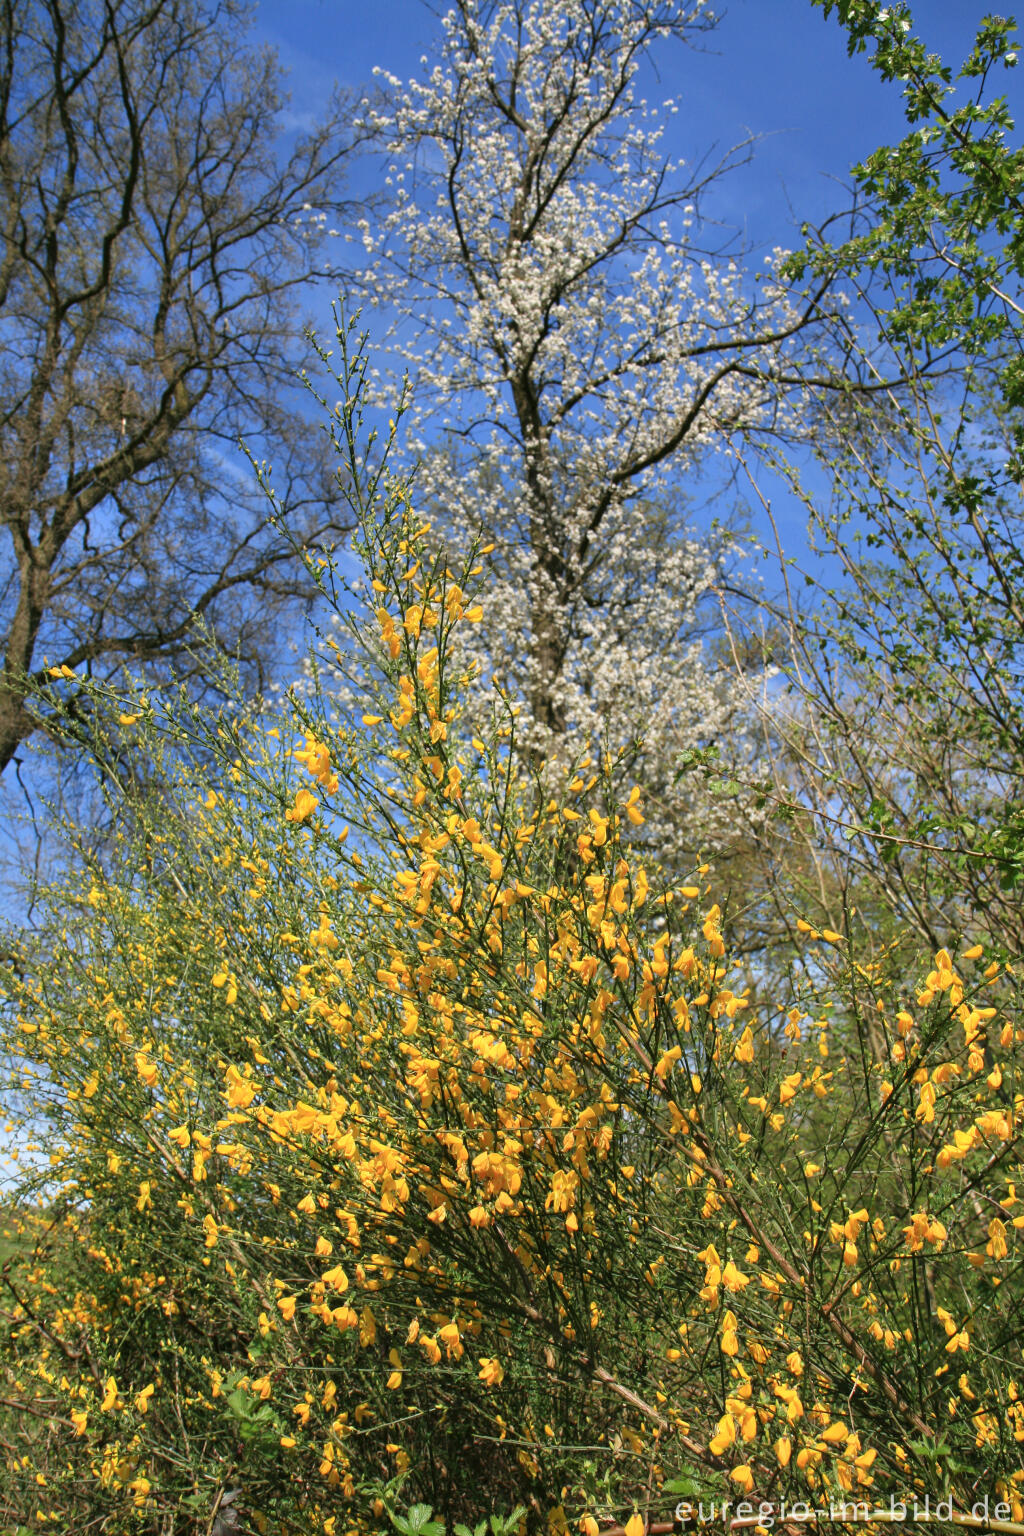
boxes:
[252,0,1013,250]
[239,0,1023,629]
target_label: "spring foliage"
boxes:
[2,337,1024,1533]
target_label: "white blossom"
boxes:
[336,0,843,860]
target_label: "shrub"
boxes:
[2,332,1023,1534]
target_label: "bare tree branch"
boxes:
[0,0,369,772]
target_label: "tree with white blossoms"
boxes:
[348,0,852,862]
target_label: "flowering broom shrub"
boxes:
[1,336,1023,1533]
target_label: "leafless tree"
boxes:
[0,0,366,773]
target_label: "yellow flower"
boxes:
[71,1409,88,1436]
[987,1217,1009,1260]
[624,1515,644,1536]
[477,1356,504,1387]
[779,1070,802,1104]
[733,1027,754,1063]
[100,1377,119,1412]
[278,1295,297,1321]
[136,1181,153,1212]
[134,1384,155,1414]
[224,1064,256,1109]
[708,1412,736,1456]
[730,1465,754,1493]
[285,787,318,823]
[294,737,338,792]
[135,1052,159,1088]
[439,1320,463,1358]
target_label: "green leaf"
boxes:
[663,1475,701,1497]
[225,1389,252,1421]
